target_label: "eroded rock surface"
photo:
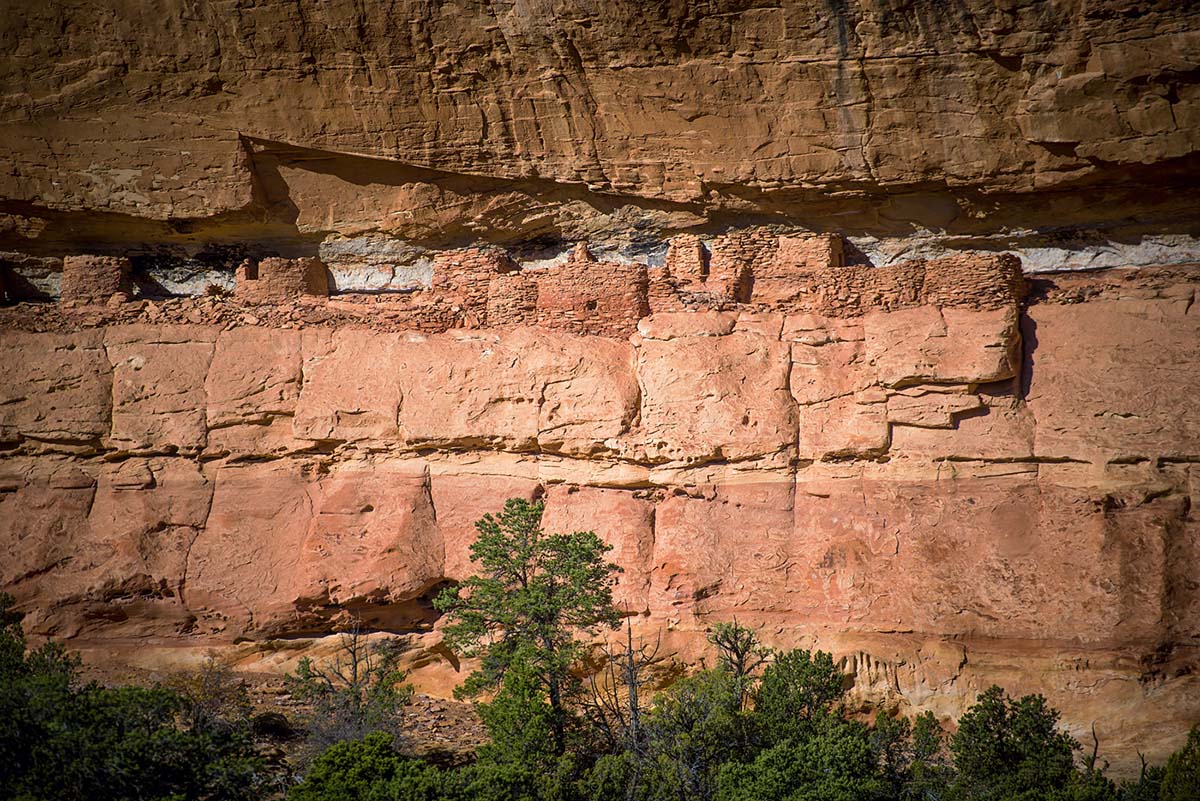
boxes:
[3,0,1200,767]
[1,265,1197,771]
[4,1,1199,216]
[3,2,1200,279]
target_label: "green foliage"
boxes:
[752,648,844,744]
[872,712,913,797]
[1159,725,1200,801]
[906,711,953,801]
[434,498,622,754]
[1056,769,1121,801]
[949,685,1080,801]
[281,620,1191,801]
[441,760,543,801]
[0,593,264,801]
[287,732,444,801]
[473,649,562,769]
[716,715,889,801]
[641,668,744,801]
[284,625,414,757]
[1116,763,1165,801]
[580,618,662,755]
[579,751,644,801]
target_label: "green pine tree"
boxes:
[434,498,623,756]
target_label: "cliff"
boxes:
[3,0,1200,284]
[2,244,1198,770]
[2,0,1199,774]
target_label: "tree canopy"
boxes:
[434,497,623,755]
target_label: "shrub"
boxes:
[716,715,888,801]
[284,624,414,759]
[641,669,744,801]
[287,732,443,801]
[752,648,844,744]
[0,593,264,801]
[949,686,1079,800]
[1159,726,1200,801]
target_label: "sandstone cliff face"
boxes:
[2,0,1200,774]
[1,264,1197,770]
[3,0,1200,281]
[5,0,1200,208]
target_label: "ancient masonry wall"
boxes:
[1,255,1197,772]
[60,256,133,305]
[235,257,329,304]
[5,230,1026,336]
[533,244,650,337]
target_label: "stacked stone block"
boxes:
[235,257,329,304]
[486,273,539,327]
[923,253,1025,310]
[60,255,132,305]
[535,246,649,338]
[749,233,846,304]
[772,254,1024,317]
[707,229,779,303]
[664,234,708,282]
[430,248,518,321]
[264,235,1022,334]
[775,233,844,270]
[647,268,688,313]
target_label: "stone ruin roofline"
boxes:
[31,229,1026,337]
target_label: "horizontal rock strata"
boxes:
[1,264,1197,770]
[4,1,1200,215]
[4,2,1200,287]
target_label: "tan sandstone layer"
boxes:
[3,0,1200,275]
[1,263,1197,771]
[5,0,1200,211]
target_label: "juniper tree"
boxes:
[706,621,770,709]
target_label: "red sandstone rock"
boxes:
[3,2,1198,237]
[542,485,655,614]
[299,461,442,620]
[637,311,736,340]
[186,461,314,636]
[1025,299,1200,463]
[885,390,986,429]
[0,329,111,447]
[865,306,1021,387]
[294,329,406,444]
[529,333,639,456]
[797,396,890,460]
[633,331,795,464]
[204,328,303,456]
[789,339,871,406]
[430,469,542,581]
[105,325,218,454]
[1,268,1198,771]
[3,3,1199,768]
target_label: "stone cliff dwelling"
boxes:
[2,0,1199,785]
[11,228,1025,338]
